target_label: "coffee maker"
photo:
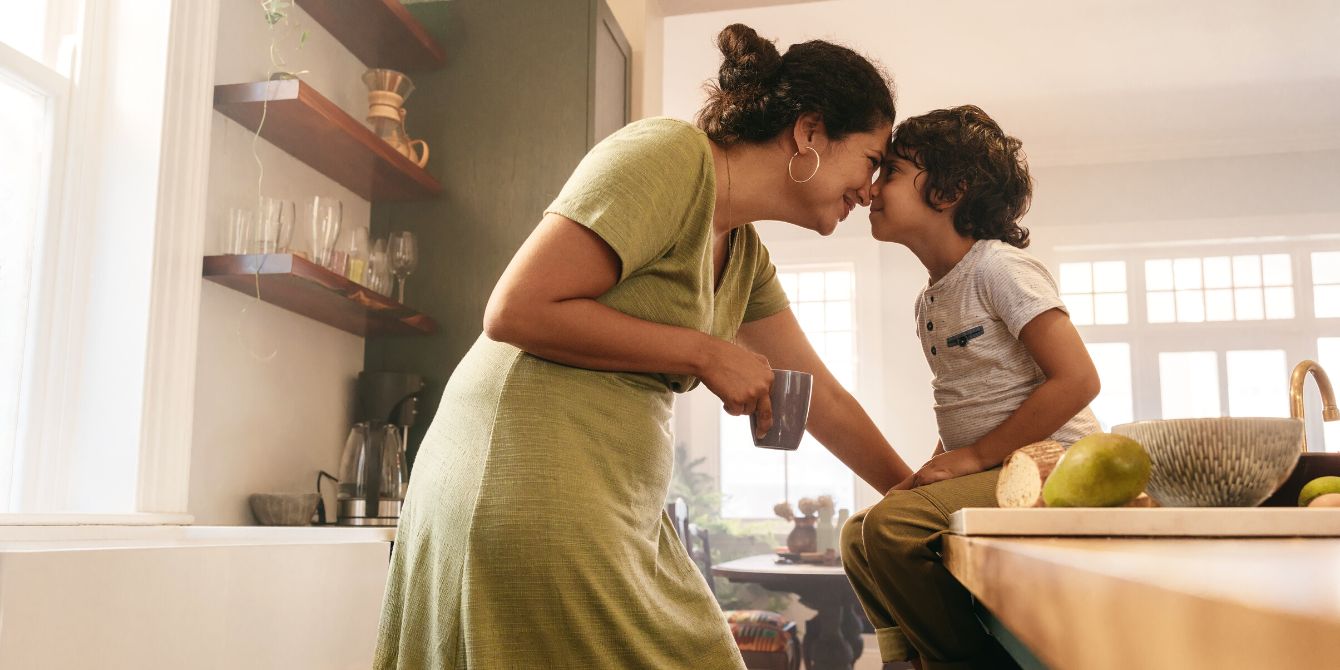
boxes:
[336,371,425,526]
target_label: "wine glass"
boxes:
[389,231,418,304]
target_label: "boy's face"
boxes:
[868,157,941,243]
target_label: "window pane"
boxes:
[787,433,856,513]
[1093,293,1128,325]
[1316,285,1340,319]
[1064,293,1094,326]
[1174,258,1203,290]
[1321,338,1340,452]
[1159,352,1221,419]
[1092,261,1126,293]
[0,3,49,64]
[1233,255,1262,287]
[825,271,851,301]
[825,301,852,330]
[1147,291,1175,323]
[1146,259,1173,291]
[1262,254,1292,287]
[1264,286,1294,320]
[1059,262,1092,293]
[1234,287,1265,320]
[796,302,824,333]
[1175,289,1205,322]
[1086,342,1133,430]
[719,414,787,518]
[0,74,48,506]
[1203,257,1232,289]
[1205,288,1235,321]
[825,332,853,369]
[1226,350,1289,418]
[1313,252,1340,285]
[779,273,798,301]
[798,272,825,301]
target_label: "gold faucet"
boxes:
[1289,360,1340,452]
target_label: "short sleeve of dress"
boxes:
[742,231,790,322]
[545,118,713,282]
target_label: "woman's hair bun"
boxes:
[715,24,782,95]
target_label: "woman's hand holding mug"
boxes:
[698,339,774,437]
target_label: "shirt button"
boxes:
[926,321,934,331]
[931,346,938,356]
[929,296,935,302]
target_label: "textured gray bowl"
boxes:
[248,493,319,526]
[1112,418,1304,507]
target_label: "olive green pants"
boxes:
[841,469,1021,670]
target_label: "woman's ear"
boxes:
[790,112,825,152]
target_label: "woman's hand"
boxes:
[697,339,775,437]
[891,446,987,491]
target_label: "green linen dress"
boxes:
[374,117,791,669]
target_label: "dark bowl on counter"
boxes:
[1260,452,1340,506]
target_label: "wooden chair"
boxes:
[667,498,801,670]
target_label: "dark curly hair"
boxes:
[889,105,1032,248]
[696,24,895,146]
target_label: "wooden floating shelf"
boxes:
[213,79,442,202]
[203,253,437,337]
[295,0,446,72]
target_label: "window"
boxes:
[1063,241,1337,450]
[1158,351,1221,418]
[1321,338,1340,452]
[1060,261,1128,325]
[719,266,858,518]
[1,2,76,509]
[1085,342,1133,430]
[1146,254,1294,323]
[1314,252,1340,319]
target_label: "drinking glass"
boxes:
[253,197,294,254]
[221,207,253,255]
[389,231,418,303]
[367,237,391,296]
[346,225,370,284]
[308,196,343,270]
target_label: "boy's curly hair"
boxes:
[889,105,1032,248]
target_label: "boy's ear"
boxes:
[930,180,968,210]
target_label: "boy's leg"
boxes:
[859,469,1021,670]
[841,508,916,664]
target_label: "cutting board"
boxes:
[950,507,1340,537]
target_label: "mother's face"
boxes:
[786,120,892,236]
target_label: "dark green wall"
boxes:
[366,1,598,463]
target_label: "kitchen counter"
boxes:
[942,533,1340,670]
[0,524,395,552]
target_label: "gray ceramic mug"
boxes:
[750,369,813,451]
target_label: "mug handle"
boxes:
[410,139,429,167]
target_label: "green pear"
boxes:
[1042,433,1151,508]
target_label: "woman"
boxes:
[375,24,912,669]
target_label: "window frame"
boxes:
[677,234,886,521]
[1056,237,1340,449]
[1,0,219,521]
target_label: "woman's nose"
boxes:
[860,179,878,206]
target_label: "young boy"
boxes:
[841,106,1101,670]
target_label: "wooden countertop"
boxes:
[942,535,1340,670]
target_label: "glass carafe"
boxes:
[336,422,405,525]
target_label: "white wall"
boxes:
[190,2,374,524]
[607,0,667,119]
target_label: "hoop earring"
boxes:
[788,146,820,183]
